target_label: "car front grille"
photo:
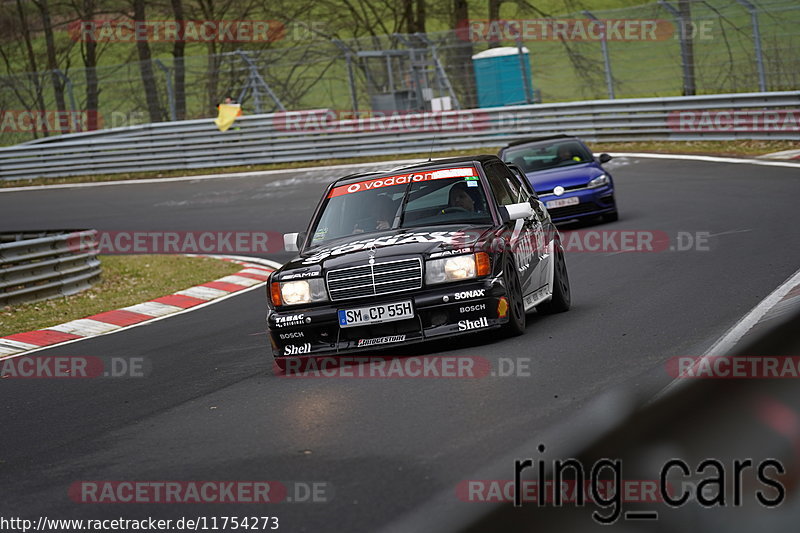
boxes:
[538,184,588,196]
[549,202,601,218]
[326,258,422,301]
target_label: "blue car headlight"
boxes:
[588,174,609,188]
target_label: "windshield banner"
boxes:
[328,167,477,198]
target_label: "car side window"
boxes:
[508,166,537,201]
[483,162,517,206]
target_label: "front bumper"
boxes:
[267,277,511,359]
[542,185,616,222]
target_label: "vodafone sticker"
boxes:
[329,167,476,198]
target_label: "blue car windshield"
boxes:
[504,140,592,173]
[308,166,493,248]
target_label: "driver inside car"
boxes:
[446,181,483,213]
[353,194,396,233]
[556,144,582,164]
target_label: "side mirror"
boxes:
[598,153,612,164]
[500,202,534,223]
[283,232,303,253]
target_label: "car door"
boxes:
[483,161,542,299]
[507,163,551,294]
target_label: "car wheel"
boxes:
[502,258,526,336]
[601,210,619,223]
[538,243,571,314]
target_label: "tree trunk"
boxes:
[36,0,69,133]
[403,0,414,33]
[171,0,186,120]
[678,0,696,95]
[133,0,163,123]
[488,0,502,48]
[415,0,425,33]
[453,0,475,107]
[16,0,48,137]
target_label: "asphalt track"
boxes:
[1,157,799,531]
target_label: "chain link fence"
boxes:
[1,0,798,146]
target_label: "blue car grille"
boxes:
[549,202,601,218]
[326,258,422,301]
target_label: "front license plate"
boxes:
[546,196,580,209]
[338,300,414,328]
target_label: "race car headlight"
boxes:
[272,278,328,306]
[425,253,490,285]
[588,174,609,188]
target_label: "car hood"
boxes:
[525,163,604,192]
[275,224,494,278]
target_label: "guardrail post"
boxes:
[236,50,286,114]
[735,0,767,93]
[583,10,615,99]
[54,69,79,132]
[658,0,696,96]
[154,60,177,122]
[332,39,359,116]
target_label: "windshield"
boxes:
[308,166,493,248]
[503,139,592,173]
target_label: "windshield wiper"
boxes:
[392,180,415,229]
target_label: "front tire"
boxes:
[502,258,526,336]
[538,244,571,314]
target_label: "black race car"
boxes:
[267,155,570,370]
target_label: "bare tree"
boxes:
[14,0,49,136]
[678,0,696,95]
[132,0,163,123]
[31,0,69,133]
[170,0,186,120]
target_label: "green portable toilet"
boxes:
[472,47,534,108]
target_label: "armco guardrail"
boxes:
[1,91,798,180]
[0,230,101,306]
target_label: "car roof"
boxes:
[501,134,576,150]
[331,155,501,187]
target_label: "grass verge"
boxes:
[0,255,243,338]
[2,140,796,190]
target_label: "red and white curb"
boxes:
[758,149,800,161]
[0,254,281,359]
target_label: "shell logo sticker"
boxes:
[497,297,509,318]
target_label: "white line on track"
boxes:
[2,152,798,194]
[607,152,800,169]
[0,159,426,193]
[650,265,800,402]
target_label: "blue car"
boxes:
[499,135,618,224]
